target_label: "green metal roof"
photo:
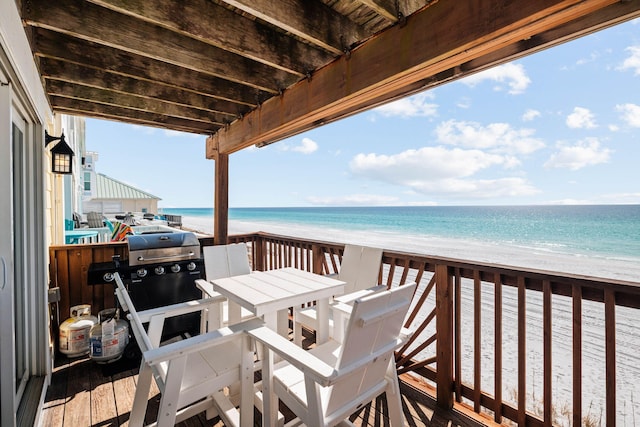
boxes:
[94,173,161,200]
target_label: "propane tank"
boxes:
[89,308,129,363]
[59,305,98,357]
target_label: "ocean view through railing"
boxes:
[49,232,640,426]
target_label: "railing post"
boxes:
[253,235,265,271]
[435,263,454,409]
[311,244,324,275]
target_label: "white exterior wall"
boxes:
[0,2,60,426]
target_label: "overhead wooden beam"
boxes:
[356,0,399,22]
[24,0,298,92]
[40,58,247,118]
[87,0,336,74]
[45,80,229,125]
[33,29,271,105]
[208,0,635,156]
[51,96,221,134]
[220,0,367,54]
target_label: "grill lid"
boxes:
[127,232,201,266]
[127,231,199,251]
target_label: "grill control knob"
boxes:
[186,262,197,271]
[154,266,165,275]
[136,268,148,278]
[170,264,181,273]
[103,272,114,282]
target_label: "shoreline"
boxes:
[179,215,640,282]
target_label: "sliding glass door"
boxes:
[12,112,28,404]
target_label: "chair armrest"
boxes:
[248,326,336,386]
[143,317,264,366]
[136,296,226,323]
[195,278,223,299]
[333,284,386,305]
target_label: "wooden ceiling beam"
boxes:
[33,29,270,106]
[51,96,220,134]
[208,0,635,156]
[45,80,229,126]
[39,58,245,118]
[23,0,298,92]
[86,0,335,75]
[356,0,399,22]
[219,0,367,54]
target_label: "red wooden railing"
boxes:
[49,232,640,426]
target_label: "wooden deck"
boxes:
[40,351,489,427]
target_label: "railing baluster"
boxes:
[572,283,582,427]
[494,272,503,423]
[518,276,526,426]
[605,288,616,426]
[436,264,454,409]
[474,269,481,413]
[543,279,552,427]
[455,268,462,402]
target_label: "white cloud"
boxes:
[566,107,597,129]
[306,194,399,206]
[522,109,541,121]
[576,51,600,66]
[544,138,611,170]
[460,63,531,94]
[616,103,640,127]
[374,93,438,118]
[619,45,640,75]
[435,119,544,155]
[349,146,538,198]
[280,137,318,154]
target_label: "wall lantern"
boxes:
[45,130,74,174]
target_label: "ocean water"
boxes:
[160,205,640,262]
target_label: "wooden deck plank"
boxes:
[62,357,92,427]
[89,364,118,426]
[112,367,138,426]
[40,363,68,427]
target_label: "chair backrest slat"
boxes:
[338,244,383,295]
[203,243,251,280]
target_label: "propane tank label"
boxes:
[60,328,90,354]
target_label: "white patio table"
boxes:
[210,267,345,344]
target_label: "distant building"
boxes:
[82,152,161,214]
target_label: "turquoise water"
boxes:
[160,205,640,261]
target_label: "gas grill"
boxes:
[88,231,204,341]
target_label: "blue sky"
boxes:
[86,19,640,208]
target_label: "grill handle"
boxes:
[136,252,196,263]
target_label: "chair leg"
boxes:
[130,362,153,427]
[385,361,404,427]
[293,317,303,346]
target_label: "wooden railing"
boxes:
[49,232,640,426]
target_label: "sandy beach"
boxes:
[181,214,640,283]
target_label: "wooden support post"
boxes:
[435,264,454,409]
[254,235,265,272]
[311,244,324,275]
[213,151,229,245]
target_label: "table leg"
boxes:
[316,298,329,344]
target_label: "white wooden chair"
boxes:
[195,243,255,329]
[114,272,261,427]
[293,244,383,345]
[251,282,416,427]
